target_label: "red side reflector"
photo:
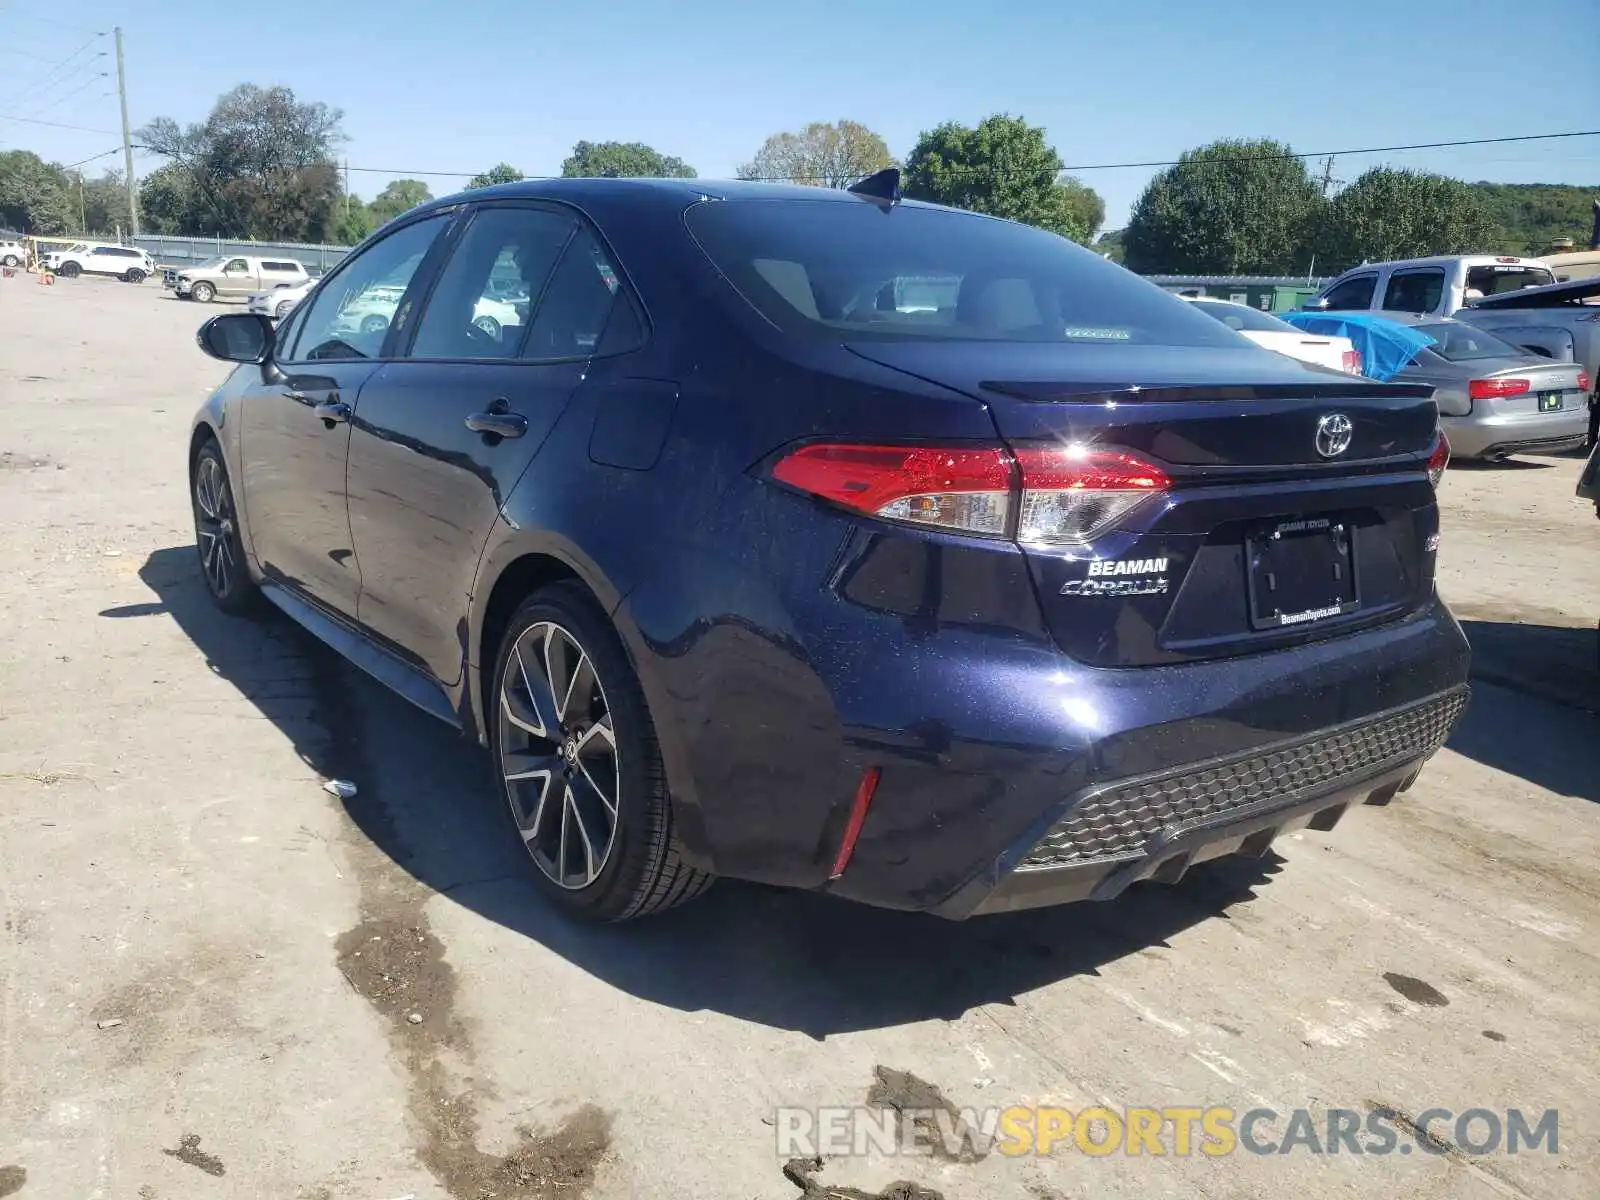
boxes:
[829,767,881,880]
[1468,378,1530,400]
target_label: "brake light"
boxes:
[1495,257,1520,264]
[1427,431,1449,488]
[1340,349,1363,376]
[1467,378,1530,400]
[770,444,1013,535]
[770,442,1169,545]
[1580,372,1592,394]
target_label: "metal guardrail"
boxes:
[130,234,350,276]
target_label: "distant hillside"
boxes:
[1473,182,1598,255]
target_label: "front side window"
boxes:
[1320,274,1377,311]
[685,199,1239,347]
[1383,269,1445,313]
[285,214,453,361]
[409,207,574,360]
[224,259,250,275]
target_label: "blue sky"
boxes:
[2,0,1596,232]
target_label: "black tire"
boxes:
[360,313,389,335]
[473,314,502,340]
[123,268,146,283]
[1,254,18,268]
[58,261,81,278]
[191,439,259,615]
[489,582,712,921]
[274,298,295,320]
[191,280,215,302]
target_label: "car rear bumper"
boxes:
[1443,407,1587,458]
[930,688,1466,917]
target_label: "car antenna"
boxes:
[848,167,901,206]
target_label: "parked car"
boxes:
[0,240,23,268]
[1310,254,1557,318]
[248,278,314,321]
[1375,313,1591,459]
[168,255,309,302]
[185,178,1469,922]
[1182,296,1362,374]
[43,242,153,282]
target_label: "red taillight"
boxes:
[1580,372,1592,394]
[1495,257,1521,264]
[1467,378,1530,401]
[1427,431,1449,487]
[771,442,1169,546]
[770,444,1013,535]
[1341,348,1363,376]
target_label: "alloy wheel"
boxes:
[498,621,619,890]
[193,453,238,598]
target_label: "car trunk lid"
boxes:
[846,340,1442,666]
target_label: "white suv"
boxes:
[45,242,154,282]
[0,240,23,269]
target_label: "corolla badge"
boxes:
[1315,413,1354,458]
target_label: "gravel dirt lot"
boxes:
[1,275,1597,1200]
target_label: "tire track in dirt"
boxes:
[300,628,615,1198]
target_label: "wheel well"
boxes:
[477,554,590,684]
[188,422,218,475]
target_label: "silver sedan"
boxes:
[1379,312,1590,460]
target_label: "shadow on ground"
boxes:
[110,546,1292,1038]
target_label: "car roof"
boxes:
[1334,254,1552,275]
[414,176,952,219]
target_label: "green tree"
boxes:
[80,171,129,234]
[138,83,346,240]
[0,150,74,234]
[1093,228,1126,264]
[736,120,891,188]
[367,178,433,224]
[561,140,695,179]
[467,163,525,189]
[1473,182,1598,255]
[332,197,374,245]
[1123,138,1323,274]
[1321,168,1492,271]
[902,114,1099,243]
[137,162,193,235]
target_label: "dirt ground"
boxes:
[1,274,1596,1199]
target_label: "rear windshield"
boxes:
[1415,322,1524,361]
[1465,264,1554,297]
[1188,301,1297,334]
[685,199,1241,347]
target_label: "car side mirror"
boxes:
[197,313,275,364]
[1303,297,1331,311]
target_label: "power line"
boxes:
[0,33,108,112]
[62,145,122,170]
[0,112,117,133]
[14,73,110,122]
[0,9,106,35]
[1058,129,1600,171]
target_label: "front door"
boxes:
[237,212,458,620]
[347,202,626,683]
[220,257,258,296]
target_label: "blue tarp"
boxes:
[1280,310,1437,381]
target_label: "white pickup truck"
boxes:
[1309,254,1600,444]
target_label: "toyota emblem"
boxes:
[1315,413,1354,458]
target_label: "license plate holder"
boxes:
[1537,392,1564,413]
[1245,517,1359,630]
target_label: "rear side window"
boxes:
[1320,274,1377,311]
[262,261,303,273]
[685,199,1239,347]
[524,226,630,360]
[1383,269,1445,313]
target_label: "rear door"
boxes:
[346,200,624,683]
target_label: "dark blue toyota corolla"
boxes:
[188,175,1469,921]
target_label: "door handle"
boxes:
[314,400,350,427]
[465,408,527,440]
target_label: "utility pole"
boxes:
[1318,155,1336,198]
[344,158,351,218]
[114,27,138,236]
